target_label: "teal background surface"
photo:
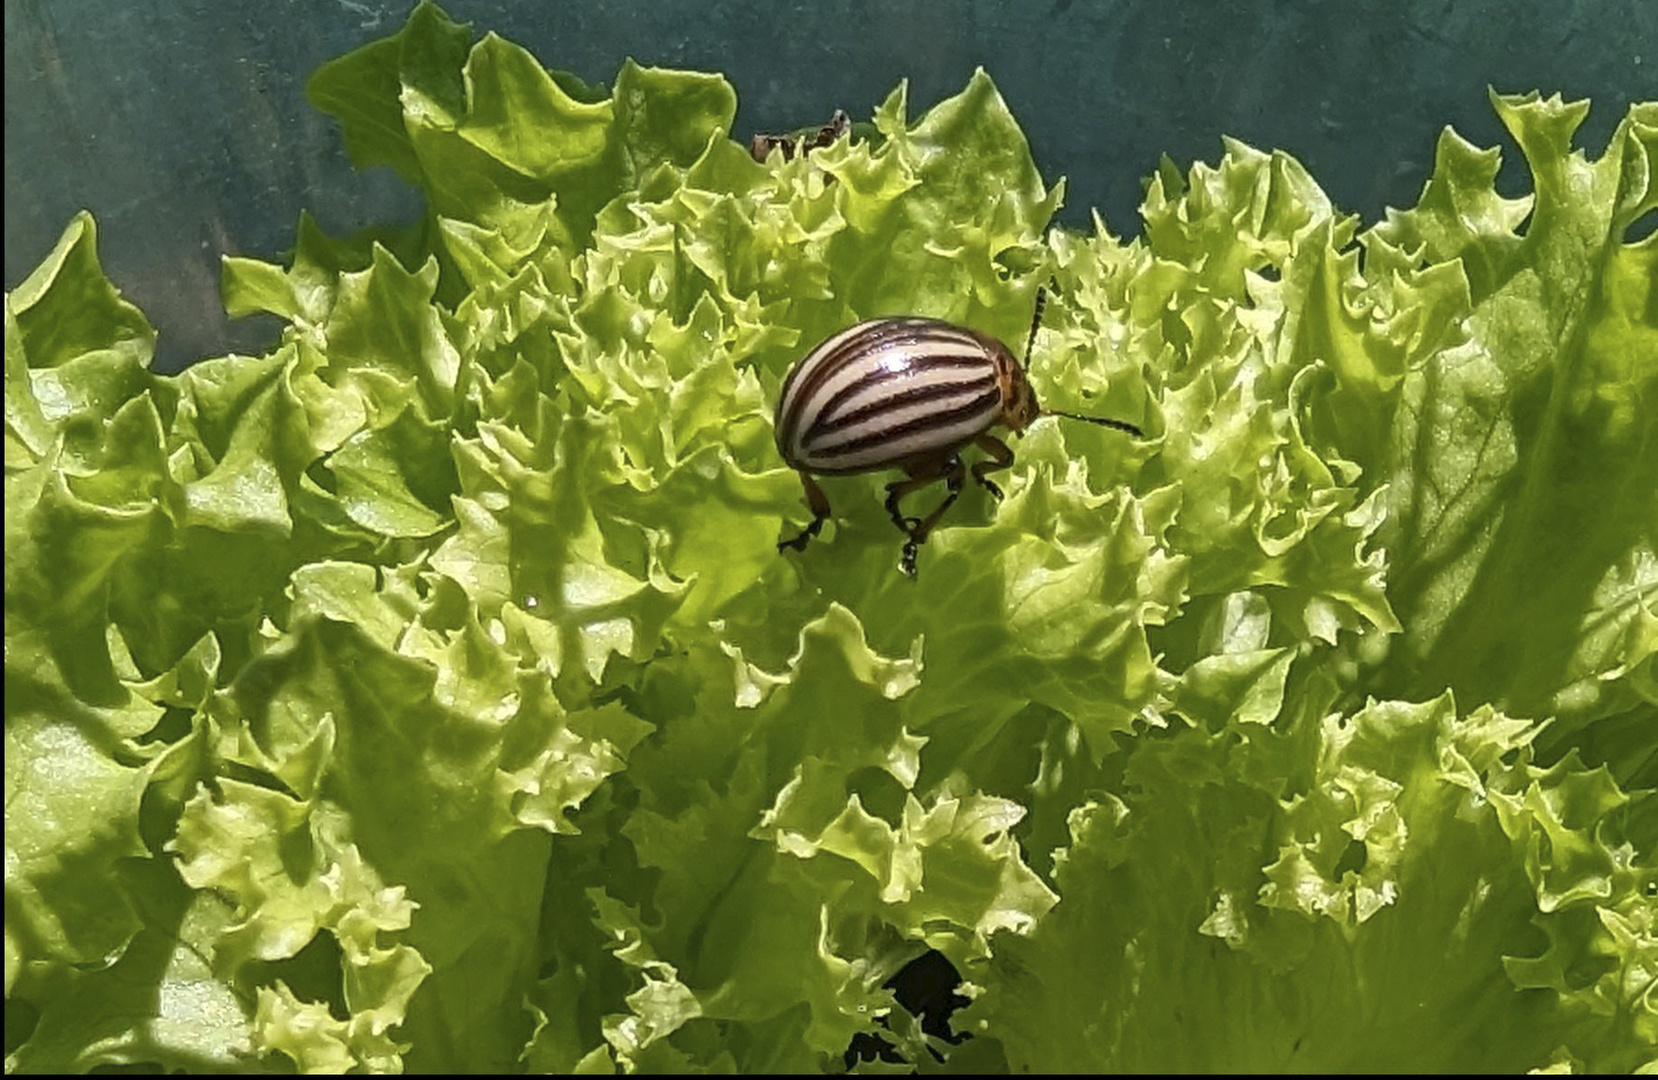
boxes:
[5,0,1653,371]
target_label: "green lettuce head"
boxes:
[5,2,1654,1072]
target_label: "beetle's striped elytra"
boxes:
[775,288,1143,577]
[775,318,1010,473]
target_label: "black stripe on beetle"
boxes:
[813,368,998,437]
[777,319,971,433]
[774,288,1145,577]
[813,387,1003,460]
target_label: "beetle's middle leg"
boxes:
[884,454,959,532]
[970,434,1016,501]
[886,456,966,577]
[779,471,833,553]
[883,466,932,533]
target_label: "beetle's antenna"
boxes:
[1022,286,1047,365]
[1027,283,1143,437]
[1046,411,1144,437]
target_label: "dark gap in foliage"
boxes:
[1333,836,1368,877]
[136,705,194,746]
[897,949,971,1041]
[993,246,1039,280]
[1624,208,1656,245]
[244,931,350,1022]
[842,948,970,1069]
[844,1031,906,1068]
[304,456,339,495]
[215,760,301,801]
[845,765,909,825]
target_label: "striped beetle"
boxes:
[774,288,1143,576]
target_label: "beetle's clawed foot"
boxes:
[898,538,921,578]
[981,479,1004,502]
[778,517,826,553]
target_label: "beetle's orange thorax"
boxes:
[979,332,1039,433]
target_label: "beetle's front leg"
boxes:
[970,434,1016,501]
[779,472,833,553]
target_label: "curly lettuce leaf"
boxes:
[961,694,1654,1073]
[1338,95,1657,767]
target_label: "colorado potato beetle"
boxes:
[774,288,1143,576]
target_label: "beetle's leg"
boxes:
[885,453,959,532]
[898,456,967,577]
[970,434,1016,502]
[884,471,933,533]
[778,472,833,553]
